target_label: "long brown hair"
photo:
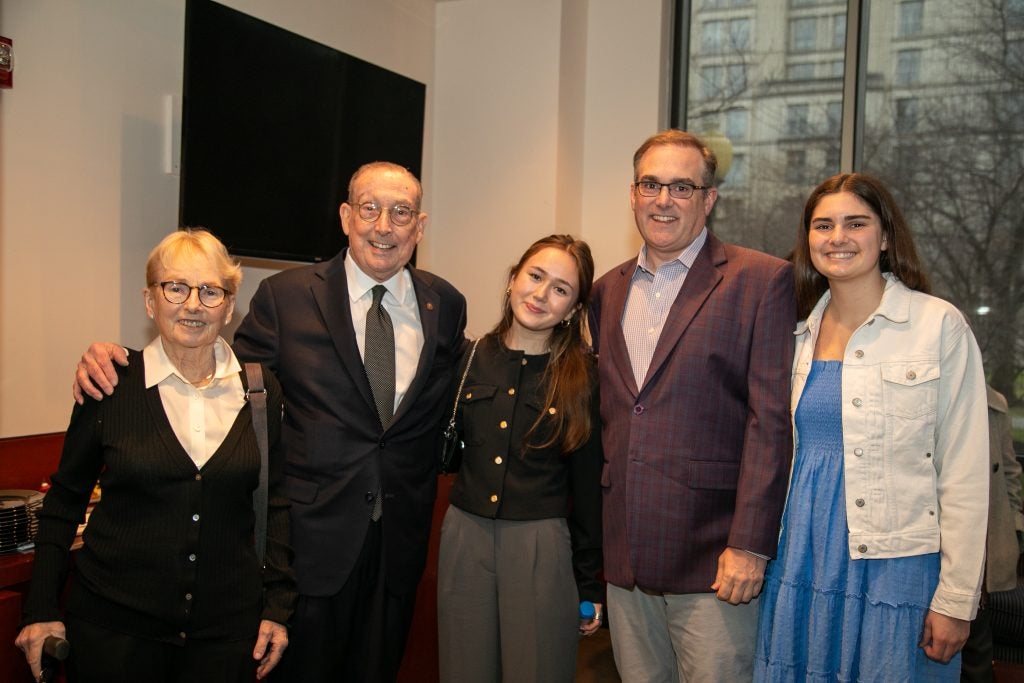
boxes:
[491,234,595,454]
[794,173,931,319]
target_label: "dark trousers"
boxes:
[64,613,257,683]
[961,604,994,683]
[271,519,416,683]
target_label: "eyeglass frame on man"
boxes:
[154,281,232,308]
[633,180,711,200]
[356,201,418,227]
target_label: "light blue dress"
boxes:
[755,360,960,681]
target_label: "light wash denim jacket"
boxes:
[791,274,988,620]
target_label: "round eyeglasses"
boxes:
[357,201,417,227]
[155,281,232,308]
[633,180,710,199]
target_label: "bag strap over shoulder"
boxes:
[244,362,269,568]
[446,339,480,431]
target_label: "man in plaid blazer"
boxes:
[589,130,796,681]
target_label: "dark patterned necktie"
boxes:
[365,284,394,521]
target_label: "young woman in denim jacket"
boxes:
[755,173,988,681]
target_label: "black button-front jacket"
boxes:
[448,334,603,602]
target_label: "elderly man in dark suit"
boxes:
[589,130,795,681]
[73,162,467,682]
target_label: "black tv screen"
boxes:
[180,0,426,262]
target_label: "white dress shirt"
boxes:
[144,335,245,469]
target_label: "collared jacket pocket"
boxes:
[880,361,940,419]
[458,384,498,446]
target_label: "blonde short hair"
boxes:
[145,228,242,293]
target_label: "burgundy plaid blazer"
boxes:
[590,232,796,594]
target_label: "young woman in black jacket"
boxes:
[437,234,603,683]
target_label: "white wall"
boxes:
[0,0,185,436]
[0,0,436,436]
[429,0,668,337]
[0,0,669,437]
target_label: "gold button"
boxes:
[499,420,508,429]
[490,494,498,503]
[508,388,515,396]
[852,398,862,407]
[548,407,557,415]
[521,359,528,366]
[465,392,472,399]
[857,544,867,553]
[906,370,916,380]
[854,350,864,358]
[494,456,503,465]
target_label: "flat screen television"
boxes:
[180,0,426,262]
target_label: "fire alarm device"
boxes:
[0,37,12,89]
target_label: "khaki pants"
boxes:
[607,583,758,682]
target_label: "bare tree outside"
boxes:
[680,0,1023,410]
[861,0,1024,405]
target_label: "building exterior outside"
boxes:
[680,0,1024,411]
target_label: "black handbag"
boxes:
[438,340,479,474]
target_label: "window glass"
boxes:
[790,17,817,51]
[894,49,921,85]
[787,62,815,80]
[786,104,810,136]
[860,0,1024,407]
[682,0,845,258]
[723,153,749,188]
[725,108,749,140]
[701,20,725,52]
[898,0,923,36]
[832,13,846,49]
[785,149,806,184]
[677,0,1024,408]
[894,97,917,132]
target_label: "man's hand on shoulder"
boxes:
[711,546,767,605]
[73,342,129,404]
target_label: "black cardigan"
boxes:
[448,334,604,602]
[23,349,295,643]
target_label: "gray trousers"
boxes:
[607,583,758,682]
[437,506,579,683]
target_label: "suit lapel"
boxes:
[310,253,378,419]
[393,267,438,426]
[605,262,641,399]
[642,234,725,389]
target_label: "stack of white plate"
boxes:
[0,489,44,553]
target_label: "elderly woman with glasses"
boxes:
[16,229,295,683]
